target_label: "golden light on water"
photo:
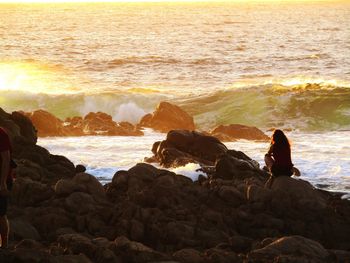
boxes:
[0,62,77,94]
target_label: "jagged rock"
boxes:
[139,101,195,132]
[210,124,269,142]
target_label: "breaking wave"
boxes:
[1,81,350,131]
[178,82,350,132]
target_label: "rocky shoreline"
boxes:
[20,101,269,142]
[0,107,349,262]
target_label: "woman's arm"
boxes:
[265,144,273,157]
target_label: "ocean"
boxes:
[1,1,350,197]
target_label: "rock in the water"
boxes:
[21,109,143,137]
[210,124,269,142]
[22,109,66,137]
[146,130,227,168]
[139,101,195,132]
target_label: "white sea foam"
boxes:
[114,102,147,124]
[38,130,350,197]
[171,163,206,182]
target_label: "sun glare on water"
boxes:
[0,62,78,94]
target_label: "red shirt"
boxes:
[0,127,13,180]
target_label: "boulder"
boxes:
[55,172,107,203]
[270,176,327,210]
[139,101,195,132]
[146,130,228,168]
[210,124,269,142]
[11,177,54,206]
[214,153,262,181]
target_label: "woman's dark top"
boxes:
[267,144,293,177]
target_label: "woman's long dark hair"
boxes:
[271,129,290,150]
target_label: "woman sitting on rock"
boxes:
[264,129,300,188]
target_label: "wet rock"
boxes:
[139,101,195,132]
[210,124,269,142]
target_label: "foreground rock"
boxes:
[139,101,195,133]
[210,124,269,142]
[22,110,143,137]
[1,107,350,262]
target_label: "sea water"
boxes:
[1,2,350,197]
[38,129,350,198]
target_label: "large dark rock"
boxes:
[139,101,195,132]
[145,130,228,168]
[210,124,269,142]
